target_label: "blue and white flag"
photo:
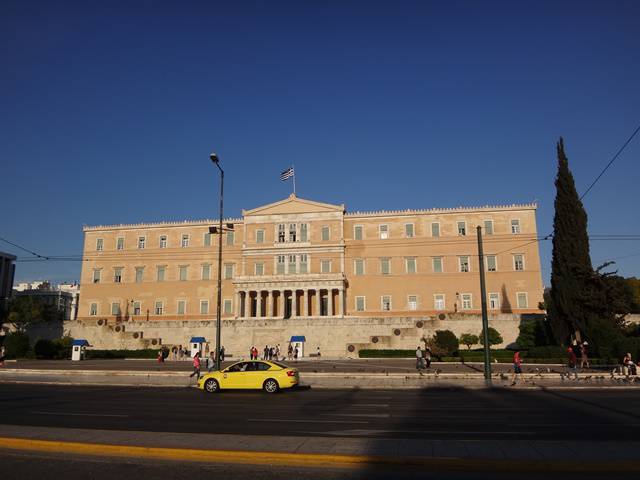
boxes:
[280,166,294,181]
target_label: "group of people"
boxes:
[249,345,281,361]
[414,346,432,374]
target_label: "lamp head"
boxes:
[210,152,219,164]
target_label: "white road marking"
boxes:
[30,411,129,418]
[350,404,390,408]
[247,418,369,424]
[317,429,537,436]
[322,413,391,418]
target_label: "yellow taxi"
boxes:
[197,360,299,393]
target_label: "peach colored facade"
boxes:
[78,194,544,325]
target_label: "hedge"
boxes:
[85,349,161,359]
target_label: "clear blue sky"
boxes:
[2,0,639,284]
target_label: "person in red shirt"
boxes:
[511,350,523,386]
[189,352,201,381]
[567,346,578,379]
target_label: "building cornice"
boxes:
[346,203,538,219]
[83,218,244,232]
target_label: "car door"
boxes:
[239,361,263,389]
[221,362,248,389]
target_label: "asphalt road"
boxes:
[1,383,639,441]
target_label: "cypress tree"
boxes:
[549,138,593,343]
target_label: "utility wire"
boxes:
[0,235,49,260]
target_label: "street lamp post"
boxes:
[210,153,224,371]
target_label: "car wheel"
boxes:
[204,379,220,393]
[263,378,279,393]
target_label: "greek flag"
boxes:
[280,166,294,181]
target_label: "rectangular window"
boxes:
[133,301,141,315]
[513,254,524,271]
[432,257,443,273]
[434,294,445,310]
[160,235,167,248]
[511,219,521,234]
[224,263,234,279]
[201,264,211,280]
[355,296,365,312]
[299,254,308,274]
[486,255,497,272]
[457,221,466,236]
[113,267,123,283]
[405,223,414,238]
[256,229,264,244]
[517,292,528,308]
[111,302,120,316]
[90,303,98,316]
[200,300,209,315]
[278,224,285,243]
[179,265,188,281]
[155,301,164,315]
[289,223,297,242]
[299,223,308,242]
[381,295,392,311]
[408,295,418,311]
[181,234,189,248]
[406,257,417,274]
[321,225,330,241]
[288,255,297,274]
[177,300,186,315]
[116,237,124,250]
[461,294,472,310]
[354,258,364,276]
[321,259,331,274]
[204,233,212,247]
[354,225,363,240]
[255,262,264,276]
[138,236,145,249]
[135,267,144,283]
[431,223,440,237]
[380,257,390,275]
[489,293,500,310]
[379,224,389,239]
[484,220,493,235]
[226,231,234,246]
[223,299,232,315]
[277,255,285,274]
[96,238,104,251]
[459,256,470,273]
[93,269,101,284]
[157,266,166,282]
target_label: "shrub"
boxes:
[479,327,503,348]
[359,349,415,358]
[459,333,479,350]
[516,319,553,350]
[2,331,30,358]
[34,339,58,359]
[432,330,459,356]
[84,349,159,359]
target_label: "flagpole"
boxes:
[292,164,296,195]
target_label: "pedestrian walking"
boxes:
[263,345,269,360]
[178,345,184,361]
[294,346,299,362]
[580,342,590,369]
[157,350,164,363]
[171,346,178,361]
[623,352,637,376]
[511,350,523,386]
[423,347,431,368]
[275,344,281,361]
[0,346,6,367]
[219,346,225,362]
[567,347,578,380]
[269,346,275,360]
[415,346,424,374]
[207,352,216,372]
[189,352,201,381]
[287,344,293,361]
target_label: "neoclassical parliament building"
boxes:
[70,194,544,355]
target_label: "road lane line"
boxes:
[247,418,369,424]
[30,411,129,418]
[322,413,390,418]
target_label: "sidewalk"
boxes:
[0,424,638,473]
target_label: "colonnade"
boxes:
[234,287,344,319]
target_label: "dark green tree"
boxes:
[432,330,459,356]
[6,296,62,332]
[459,333,479,350]
[549,138,594,343]
[478,327,503,348]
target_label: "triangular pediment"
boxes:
[243,194,344,216]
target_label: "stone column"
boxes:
[303,289,309,317]
[328,288,334,317]
[234,291,241,319]
[256,290,262,318]
[316,288,322,317]
[267,290,273,318]
[338,288,344,317]
[280,290,285,319]
[242,291,248,318]
[293,290,299,317]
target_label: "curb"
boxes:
[0,436,639,473]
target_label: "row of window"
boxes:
[92,298,234,317]
[353,291,529,312]
[93,219,524,252]
[92,252,526,284]
[95,231,235,252]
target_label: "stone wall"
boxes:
[64,313,541,357]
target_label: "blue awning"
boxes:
[72,339,89,346]
[190,337,206,343]
[290,336,306,342]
